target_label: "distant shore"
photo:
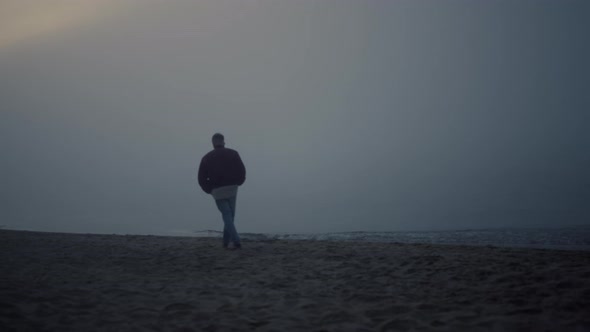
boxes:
[1,229,589,331]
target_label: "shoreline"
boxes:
[1,229,589,331]
[3,228,589,252]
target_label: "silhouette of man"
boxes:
[198,133,246,249]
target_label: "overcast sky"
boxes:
[1,0,588,235]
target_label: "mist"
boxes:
[1,0,588,235]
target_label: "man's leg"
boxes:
[215,199,232,248]
[215,198,240,248]
[229,195,236,218]
[227,196,240,247]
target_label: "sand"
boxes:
[1,230,589,331]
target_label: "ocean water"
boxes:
[193,225,590,251]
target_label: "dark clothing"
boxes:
[198,147,246,194]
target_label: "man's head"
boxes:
[212,133,225,148]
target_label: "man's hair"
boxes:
[212,133,225,147]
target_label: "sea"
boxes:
[193,225,590,251]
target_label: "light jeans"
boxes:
[215,195,241,247]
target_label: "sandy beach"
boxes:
[1,230,589,331]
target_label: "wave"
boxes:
[193,226,590,251]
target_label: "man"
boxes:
[198,133,246,249]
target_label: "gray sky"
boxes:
[1,0,588,235]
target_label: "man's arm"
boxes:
[236,152,246,186]
[198,156,212,194]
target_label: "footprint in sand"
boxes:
[159,303,197,319]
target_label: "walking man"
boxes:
[198,133,246,249]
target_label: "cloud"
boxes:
[0,0,132,50]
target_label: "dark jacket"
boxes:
[198,147,246,194]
